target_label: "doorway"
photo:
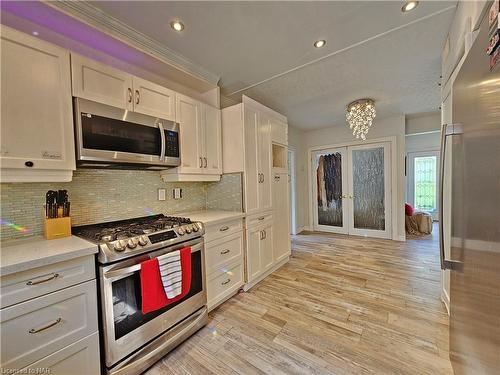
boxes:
[407,150,440,220]
[311,142,392,239]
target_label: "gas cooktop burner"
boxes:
[72,214,203,264]
[73,214,192,242]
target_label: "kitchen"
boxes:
[1,1,499,375]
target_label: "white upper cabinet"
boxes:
[272,173,291,263]
[0,26,75,182]
[71,55,175,121]
[132,76,176,120]
[270,117,288,145]
[203,104,222,175]
[71,54,133,111]
[258,114,272,212]
[243,105,260,215]
[161,95,222,181]
[175,94,204,174]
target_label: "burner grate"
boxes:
[72,214,193,243]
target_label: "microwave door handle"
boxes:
[158,122,166,162]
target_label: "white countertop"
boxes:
[1,235,98,276]
[181,210,245,226]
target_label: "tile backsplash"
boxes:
[206,173,243,211]
[1,170,242,241]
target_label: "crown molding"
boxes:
[44,0,220,85]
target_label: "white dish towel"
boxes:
[157,250,182,299]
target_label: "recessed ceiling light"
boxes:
[314,40,326,48]
[401,1,419,13]
[170,20,185,32]
[32,31,39,36]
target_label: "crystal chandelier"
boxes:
[346,99,376,140]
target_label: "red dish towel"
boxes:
[140,247,192,314]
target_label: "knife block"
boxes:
[44,216,71,240]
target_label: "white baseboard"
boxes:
[243,257,289,291]
[441,287,450,316]
[296,226,306,234]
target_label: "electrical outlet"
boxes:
[158,188,166,201]
[173,188,182,199]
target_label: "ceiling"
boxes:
[89,1,457,130]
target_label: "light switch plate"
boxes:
[158,188,166,201]
[173,188,182,199]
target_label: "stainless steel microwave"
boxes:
[74,98,180,169]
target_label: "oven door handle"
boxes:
[103,242,202,280]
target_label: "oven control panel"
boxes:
[149,230,177,244]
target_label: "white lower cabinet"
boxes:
[207,263,243,311]
[0,256,100,374]
[204,218,244,311]
[244,211,290,290]
[22,332,100,375]
[245,214,275,288]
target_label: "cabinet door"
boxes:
[270,117,288,145]
[203,105,222,175]
[71,54,133,110]
[258,115,273,211]
[0,27,75,171]
[273,173,291,262]
[246,227,262,282]
[132,76,175,120]
[260,224,274,271]
[244,105,260,215]
[176,94,203,173]
[22,332,100,375]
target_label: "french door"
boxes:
[407,150,440,220]
[312,142,392,239]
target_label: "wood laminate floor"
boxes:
[147,228,452,374]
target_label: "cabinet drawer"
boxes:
[1,255,95,309]
[22,332,100,375]
[207,263,243,304]
[205,232,243,275]
[1,280,98,370]
[246,213,273,229]
[204,219,243,243]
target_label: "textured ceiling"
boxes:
[89,1,457,129]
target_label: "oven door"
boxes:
[74,98,180,167]
[99,238,206,367]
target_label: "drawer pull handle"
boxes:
[220,249,230,255]
[258,217,265,221]
[219,226,229,232]
[29,318,62,334]
[221,279,231,285]
[26,273,59,286]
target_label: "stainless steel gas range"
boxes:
[72,215,208,375]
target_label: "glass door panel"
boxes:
[348,143,391,238]
[312,148,348,234]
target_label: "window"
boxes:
[414,156,437,211]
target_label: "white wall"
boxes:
[405,112,441,135]
[294,115,406,241]
[405,132,441,152]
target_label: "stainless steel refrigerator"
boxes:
[439,11,500,375]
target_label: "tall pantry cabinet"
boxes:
[222,96,290,289]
